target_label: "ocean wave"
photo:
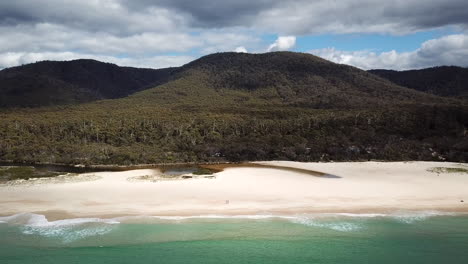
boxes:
[1,211,461,226]
[327,213,387,218]
[0,213,119,243]
[142,214,297,221]
[389,211,457,224]
[290,217,363,232]
[0,213,120,226]
[0,210,463,239]
[20,224,115,243]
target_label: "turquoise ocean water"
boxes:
[1,212,468,264]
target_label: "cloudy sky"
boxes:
[1,0,468,70]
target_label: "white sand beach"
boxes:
[0,161,467,219]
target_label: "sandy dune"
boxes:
[0,161,467,218]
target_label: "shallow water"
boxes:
[162,167,199,176]
[1,212,468,264]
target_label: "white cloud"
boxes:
[255,0,468,35]
[1,1,467,70]
[198,31,261,54]
[234,46,248,53]
[0,24,201,55]
[0,24,261,69]
[267,36,296,51]
[0,51,194,69]
[309,34,468,70]
[0,2,264,69]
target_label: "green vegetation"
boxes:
[0,59,174,108]
[369,66,468,99]
[0,166,63,181]
[428,167,468,174]
[0,52,467,165]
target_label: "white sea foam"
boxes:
[147,214,297,221]
[390,211,457,224]
[114,214,367,232]
[329,213,387,218]
[115,213,392,221]
[112,214,364,232]
[20,224,115,243]
[107,214,301,223]
[0,210,463,240]
[0,213,120,226]
[0,212,48,225]
[290,217,363,232]
[1,211,460,226]
[0,213,119,243]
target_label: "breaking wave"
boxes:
[389,211,457,224]
[290,217,363,232]
[0,213,119,243]
[0,211,463,242]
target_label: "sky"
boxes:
[0,0,468,70]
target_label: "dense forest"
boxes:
[369,66,468,98]
[0,52,467,165]
[0,59,174,108]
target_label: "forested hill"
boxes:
[0,59,175,108]
[0,52,467,165]
[153,52,445,109]
[369,66,468,98]
[0,53,461,109]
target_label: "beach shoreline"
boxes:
[1,161,467,220]
[4,207,466,222]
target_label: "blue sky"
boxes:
[0,0,467,70]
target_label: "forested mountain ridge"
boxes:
[0,52,467,165]
[369,66,468,98]
[161,52,446,109]
[0,59,175,108]
[0,53,462,109]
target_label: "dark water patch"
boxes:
[0,162,115,182]
[202,163,342,178]
[161,167,198,176]
[0,161,337,181]
[0,162,222,182]
[0,166,60,181]
[159,166,219,176]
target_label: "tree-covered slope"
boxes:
[0,59,174,108]
[158,52,443,109]
[369,66,468,98]
[0,52,466,165]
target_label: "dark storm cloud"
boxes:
[253,0,468,35]
[0,1,79,25]
[122,0,275,27]
[0,0,187,35]
[380,1,468,30]
[121,0,468,34]
[2,1,468,34]
[0,12,36,26]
